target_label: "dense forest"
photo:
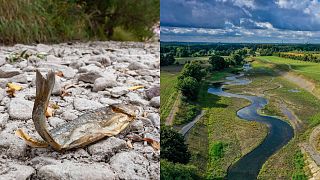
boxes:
[0,0,159,44]
[161,42,320,66]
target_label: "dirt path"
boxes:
[165,94,181,126]
[179,110,205,136]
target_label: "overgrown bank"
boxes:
[0,0,159,44]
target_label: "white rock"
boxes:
[93,77,117,92]
[147,113,160,128]
[37,161,117,180]
[48,117,65,128]
[61,110,78,121]
[89,55,111,66]
[52,76,62,95]
[73,98,103,111]
[109,87,129,97]
[8,98,33,120]
[149,96,160,108]
[99,98,120,105]
[128,61,148,70]
[0,163,35,180]
[88,137,127,161]
[110,151,150,180]
[0,66,22,78]
[127,92,148,106]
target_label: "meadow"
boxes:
[175,56,210,64]
[256,56,320,82]
[160,65,182,123]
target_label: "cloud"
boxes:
[161,0,320,43]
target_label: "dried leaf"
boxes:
[46,107,54,117]
[127,140,133,149]
[128,86,144,91]
[142,138,160,150]
[55,71,64,77]
[51,103,60,109]
[7,83,22,91]
[6,88,16,97]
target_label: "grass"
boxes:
[160,65,182,123]
[175,56,210,64]
[174,101,200,125]
[229,59,320,179]
[186,68,267,179]
[256,56,320,83]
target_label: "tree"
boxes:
[177,77,199,100]
[180,61,206,81]
[160,53,175,66]
[161,126,191,164]
[231,53,243,65]
[160,160,200,180]
[78,0,159,40]
[209,55,228,70]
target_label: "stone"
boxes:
[29,156,60,169]
[109,87,129,97]
[127,92,148,106]
[149,96,160,108]
[61,110,78,121]
[147,113,160,128]
[88,137,127,161]
[110,151,149,180]
[0,55,7,66]
[0,66,22,78]
[99,98,120,105]
[79,64,102,73]
[36,44,52,53]
[145,85,160,100]
[52,76,62,95]
[69,60,85,69]
[73,98,103,111]
[39,63,76,79]
[0,129,28,159]
[37,161,117,180]
[0,113,9,129]
[89,55,111,66]
[0,163,35,180]
[78,71,102,83]
[8,74,28,84]
[93,77,117,92]
[48,117,66,128]
[128,61,148,70]
[8,98,33,120]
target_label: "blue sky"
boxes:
[160,0,320,43]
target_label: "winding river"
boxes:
[208,69,294,179]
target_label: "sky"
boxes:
[160,0,320,43]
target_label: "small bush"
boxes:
[174,101,200,125]
[160,160,200,180]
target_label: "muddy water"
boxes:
[208,72,294,180]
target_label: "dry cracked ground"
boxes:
[0,41,160,180]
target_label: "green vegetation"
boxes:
[177,61,206,99]
[257,56,320,82]
[160,160,201,180]
[0,0,159,44]
[174,101,200,125]
[292,151,308,180]
[160,66,181,122]
[160,126,191,164]
[175,56,210,64]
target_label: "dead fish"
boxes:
[16,70,137,151]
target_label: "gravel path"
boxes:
[0,41,160,180]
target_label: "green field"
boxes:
[256,56,320,82]
[175,56,210,64]
[160,65,182,123]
